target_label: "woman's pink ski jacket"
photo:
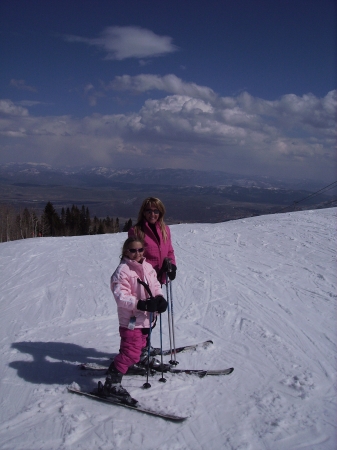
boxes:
[128,221,176,284]
[111,257,163,329]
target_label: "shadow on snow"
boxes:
[10,341,117,389]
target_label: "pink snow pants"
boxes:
[113,327,147,374]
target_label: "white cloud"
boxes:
[0,99,29,116]
[235,90,337,131]
[109,74,216,102]
[64,26,178,60]
[82,84,105,107]
[9,79,37,93]
[0,89,335,180]
[17,101,46,107]
[1,129,27,138]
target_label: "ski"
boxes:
[67,387,187,422]
[158,339,213,356]
[167,367,234,378]
[113,338,213,358]
[79,363,233,378]
[79,362,114,371]
[79,362,156,376]
[79,339,214,371]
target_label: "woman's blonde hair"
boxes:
[121,236,144,260]
[133,197,168,241]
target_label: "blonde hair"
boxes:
[121,236,144,260]
[133,197,168,241]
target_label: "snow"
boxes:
[0,208,336,450]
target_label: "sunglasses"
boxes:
[145,209,160,214]
[127,248,144,254]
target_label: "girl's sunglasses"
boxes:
[128,248,144,254]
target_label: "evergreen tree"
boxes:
[79,205,90,235]
[0,202,124,240]
[70,204,80,235]
[122,218,132,232]
[42,202,61,236]
[86,207,91,233]
[92,215,100,234]
[104,216,111,233]
[97,222,105,234]
[65,207,71,235]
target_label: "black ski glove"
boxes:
[167,264,177,281]
[137,295,168,313]
[161,259,177,281]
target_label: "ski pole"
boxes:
[168,277,178,365]
[164,258,178,365]
[165,273,174,364]
[136,278,167,384]
[137,278,153,388]
[143,311,152,389]
[158,313,166,383]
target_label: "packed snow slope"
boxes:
[0,209,336,450]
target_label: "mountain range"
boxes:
[0,163,334,223]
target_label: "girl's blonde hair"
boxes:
[121,236,144,260]
[133,197,168,241]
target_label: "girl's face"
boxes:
[126,242,144,262]
[143,203,160,224]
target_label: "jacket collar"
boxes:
[142,220,161,243]
[122,257,147,277]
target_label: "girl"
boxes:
[97,236,167,405]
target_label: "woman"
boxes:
[128,197,177,284]
[97,236,167,405]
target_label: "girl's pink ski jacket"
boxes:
[111,257,163,329]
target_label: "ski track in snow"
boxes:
[0,209,336,449]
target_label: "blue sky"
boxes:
[0,0,336,181]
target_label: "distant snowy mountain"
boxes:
[0,162,326,191]
[0,208,336,449]
[1,163,333,223]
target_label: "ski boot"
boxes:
[139,349,171,372]
[97,363,138,406]
[126,363,151,376]
[148,346,162,356]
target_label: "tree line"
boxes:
[0,202,133,243]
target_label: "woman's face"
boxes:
[126,242,144,262]
[143,203,160,224]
